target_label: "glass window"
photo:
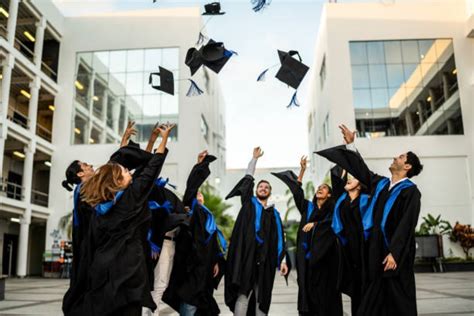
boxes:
[72,47,180,144]
[349,39,463,137]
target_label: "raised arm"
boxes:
[120,121,137,148]
[330,165,347,200]
[226,147,263,204]
[182,150,216,207]
[128,123,175,202]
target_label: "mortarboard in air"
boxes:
[257,49,309,108]
[149,66,174,95]
[203,2,225,15]
[185,39,237,75]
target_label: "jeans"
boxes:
[179,303,198,316]
[234,284,266,316]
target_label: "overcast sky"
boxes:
[53,0,329,168]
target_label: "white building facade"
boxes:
[0,0,226,277]
[307,0,474,257]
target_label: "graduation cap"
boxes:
[203,2,225,15]
[257,49,309,108]
[185,39,237,76]
[109,141,153,171]
[315,145,372,193]
[148,66,174,95]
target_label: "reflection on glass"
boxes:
[72,47,179,144]
[349,39,463,137]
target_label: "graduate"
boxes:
[225,147,290,316]
[66,123,175,316]
[315,149,372,315]
[62,121,138,315]
[318,124,423,316]
[163,150,226,316]
[272,156,342,316]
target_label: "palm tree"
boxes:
[58,212,73,240]
[283,181,315,224]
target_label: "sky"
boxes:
[53,0,330,168]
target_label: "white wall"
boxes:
[307,1,474,258]
[46,7,226,247]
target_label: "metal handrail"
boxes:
[14,38,35,60]
[7,107,30,129]
[36,123,52,142]
[41,61,58,81]
[0,24,7,40]
[31,189,48,207]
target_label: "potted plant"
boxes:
[443,223,474,272]
[415,214,451,272]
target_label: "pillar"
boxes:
[33,18,46,67]
[6,0,19,45]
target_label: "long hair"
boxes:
[80,163,124,207]
[62,160,82,192]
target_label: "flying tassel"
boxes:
[223,49,238,58]
[251,0,271,12]
[257,68,269,82]
[186,79,204,97]
[196,32,207,46]
[287,91,300,108]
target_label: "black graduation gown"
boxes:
[66,151,168,316]
[62,195,94,314]
[317,145,421,316]
[224,175,290,315]
[163,156,225,315]
[271,171,341,315]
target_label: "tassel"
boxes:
[196,32,207,46]
[224,49,238,57]
[257,68,269,82]
[287,91,300,108]
[186,79,204,97]
[251,0,271,12]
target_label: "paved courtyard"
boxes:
[0,272,472,315]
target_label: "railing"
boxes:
[448,81,458,95]
[0,24,7,40]
[41,61,58,82]
[36,123,52,142]
[7,107,29,129]
[92,106,103,119]
[14,37,35,62]
[31,189,48,207]
[0,178,24,201]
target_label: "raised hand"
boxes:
[300,156,308,170]
[146,122,160,152]
[253,147,264,159]
[120,121,137,147]
[198,150,208,163]
[338,124,357,144]
[158,122,176,139]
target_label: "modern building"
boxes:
[307,0,474,257]
[0,0,226,277]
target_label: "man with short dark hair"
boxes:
[320,124,423,316]
[225,147,290,316]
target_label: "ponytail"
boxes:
[63,160,82,192]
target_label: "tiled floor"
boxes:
[0,272,472,315]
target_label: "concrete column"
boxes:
[16,142,35,277]
[6,0,19,44]
[442,73,450,101]
[446,119,455,135]
[405,111,414,135]
[27,77,40,135]
[0,55,15,179]
[428,88,437,113]
[86,73,95,143]
[33,18,46,67]
[417,101,425,127]
[100,92,108,144]
[112,98,120,134]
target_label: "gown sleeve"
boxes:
[330,165,347,201]
[225,175,255,205]
[182,155,217,207]
[271,170,308,216]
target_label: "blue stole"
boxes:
[94,191,124,215]
[73,183,82,227]
[332,192,370,245]
[155,177,177,189]
[148,200,172,214]
[191,199,227,255]
[251,197,284,265]
[302,201,315,260]
[363,177,415,246]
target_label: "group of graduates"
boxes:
[60,121,423,316]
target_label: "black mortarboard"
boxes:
[315,145,372,193]
[109,142,153,171]
[275,50,309,90]
[201,39,235,74]
[203,2,225,15]
[149,66,174,95]
[185,47,204,76]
